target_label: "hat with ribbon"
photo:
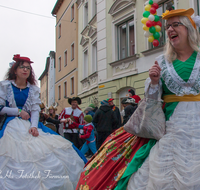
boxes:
[13,54,34,64]
[68,97,82,105]
[162,8,196,29]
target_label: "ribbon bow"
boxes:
[162,10,170,18]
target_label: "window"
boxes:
[149,0,174,49]
[64,81,67,98]
[58,85,61,100]
[118,18,135,60]
[92,42,97,73]
[58,57,61,71]
[64,50,67,66]
[83,50,88,78]
[58,24,61,38]
[194,0,200,15]
[83,2,88,28]
[71,4,74,21]
[71,77,74,95]
[92,0,97,17]
[71,43,74,61]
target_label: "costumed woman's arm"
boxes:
[0,107,18,116]
[146,60,163,100]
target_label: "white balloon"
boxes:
[144,1,149,6]
[159,32,162,37]
[148,15,155,21]
[144,31,151,38]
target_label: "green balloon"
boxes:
[143,11,150,18]
[153,32,160,39]
[154,15,160,22]
[149,26,156,33]
[149,0,153,5]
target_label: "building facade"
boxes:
[39,57,50,111]
[48,51,56,107]
[52,0,79,114]
[76,0,98,110]
[94,0,197,111]
[48,0,199,112]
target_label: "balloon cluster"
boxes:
[141,0,162,47]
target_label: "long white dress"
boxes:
[127,53,200,190]
[0,80,85,190]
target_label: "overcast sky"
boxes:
[0,0,57,86]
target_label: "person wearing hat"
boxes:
[0,54,86,189]
[128,89,141,104]
[59,97,84,149]
[67,115,97,156]
[122,98,137,125]
[107,98,122,128]
[126,8,200,190]
[93,100,118,149]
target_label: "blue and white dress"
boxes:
[0,80,86,190]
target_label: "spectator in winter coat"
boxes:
[93,100,118,149]
[122,98,138,125]
[84,107,95,117]
[107,98,122,128]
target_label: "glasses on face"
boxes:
[164,22,184,30]
[19,65,31,70]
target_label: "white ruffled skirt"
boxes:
[127,101,200,190]
[0,117,84,190]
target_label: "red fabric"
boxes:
[80,125,93,139]
[131,95,141,103]
[13,54,33,63]
[76,127,149,190]
[58,107,84,131]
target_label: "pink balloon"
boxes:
[146,20,153,28]
[150,7,156,14]
[152,3,159,10]
[153,39,159,47]
[156,21,162,27]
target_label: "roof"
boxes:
[51,0,64,15]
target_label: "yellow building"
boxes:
[52,0,79,114]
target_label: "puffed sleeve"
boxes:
[29,85,41,112]
[28,85,41,128]
[0,80,9,106]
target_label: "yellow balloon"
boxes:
[148,36,154,43]
[143,25,149,31]
[141,17,149,24]
[145,4,151,11]
[155,25,161,32]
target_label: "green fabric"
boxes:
[162,51,197,121]
[115,139,157,190]
[172,51,197,82]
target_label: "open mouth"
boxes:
[171,35,178,40]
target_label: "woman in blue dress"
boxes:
[0,54,86,190]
